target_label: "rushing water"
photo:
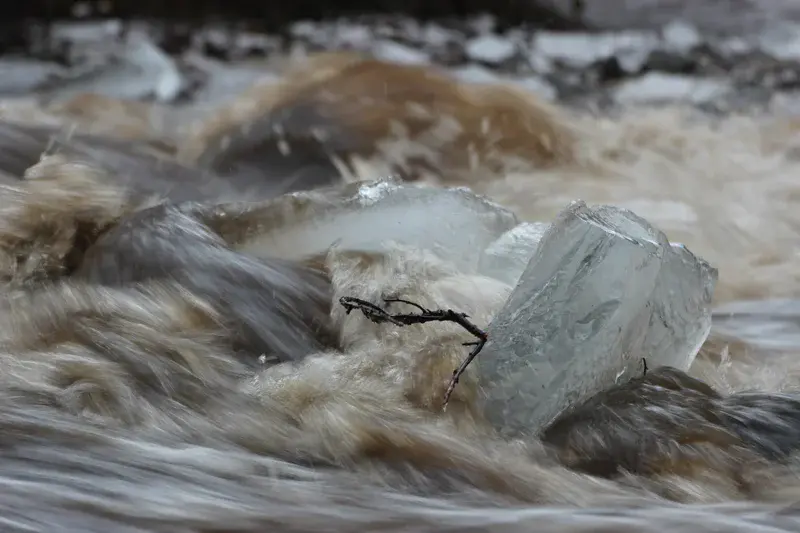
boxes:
[1,23,800,532]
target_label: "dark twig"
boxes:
[339,296,489,409]
[642,357,648,377]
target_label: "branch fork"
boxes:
[339,296,488,409]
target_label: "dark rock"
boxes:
[643,49,697,74]
[430,40,468,66]
[731,52,800,90]
[688,43,734,74]
[542,366,800,480]
[201,38,232,61]
[592,56,628,82]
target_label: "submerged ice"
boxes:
[478,201,718,437]
[236,179,519,273]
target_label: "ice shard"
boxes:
[478,201,717,437]
[478,222,548,286]
[231,179,519,273]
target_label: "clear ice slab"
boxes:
[231,179,519,274]
[478,201,718,437]
[478,222,548,286]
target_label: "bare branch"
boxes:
[339,296,488,409]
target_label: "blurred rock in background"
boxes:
[3,0,800,116]
[2,0,586,43]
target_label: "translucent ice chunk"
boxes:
[478,222,548,285]
[643,242,717,371]
[712,299,800,352]
[233,179,519,273]
[478,201,717,437]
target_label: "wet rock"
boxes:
[586,57,628,83]
[195,29,284,60]
[430,40,469,66]
[541,366,800,479]
[10,14,800,113]
[532,30,658,73]
[730,52,800,90]
[643,49,698,74]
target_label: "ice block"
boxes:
[478,201,717,437]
